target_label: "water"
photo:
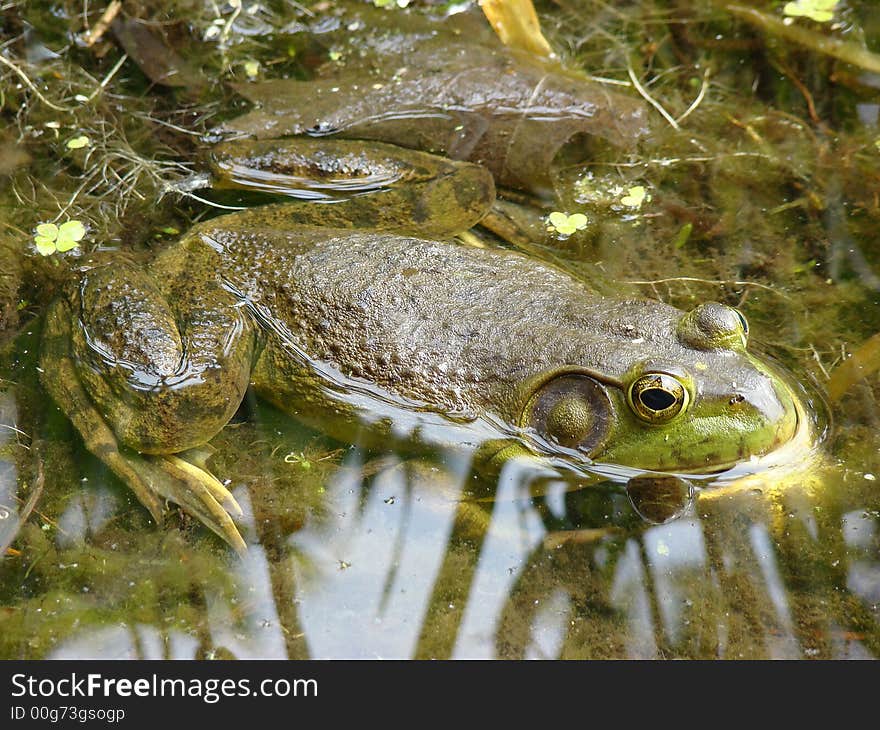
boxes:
[1,0,879,659]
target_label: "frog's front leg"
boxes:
[40,260,257,552]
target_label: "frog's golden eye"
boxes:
[628,373,689,424]
[522,374,612,456]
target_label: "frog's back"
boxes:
[187,224,681,420]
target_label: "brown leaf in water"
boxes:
[480,0,553,59]
[111,17,205,89]
[827,330,880,402]
[0,145,30,178]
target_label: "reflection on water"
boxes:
[291,452,466,659]
[1,393,874,659]
[0,391,19,545]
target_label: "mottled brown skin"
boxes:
[220,40,648,193]
[52,208,799,463]
[206,222,799,467]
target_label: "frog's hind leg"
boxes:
[42,297,164,523]
[41,263,256,553]
[210,138,496,238]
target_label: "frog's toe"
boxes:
[166,455,244,518]
[140,454,247,554]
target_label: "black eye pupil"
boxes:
[639,388,677,411]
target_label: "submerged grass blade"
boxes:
[0,458,43,558]
[727,4,880,74]
[827,331,880,402]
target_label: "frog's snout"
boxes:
[709,361,803,460]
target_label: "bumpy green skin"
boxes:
[51,210,799,475]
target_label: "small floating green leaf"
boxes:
[35,223,58,240]
[66,135,90,150]
[783,0,839,23]
[243,59,260,78]
[547,211,588,236]
[34,223,58,256]
[32,219,85,256]
[55,220,85,251]
[673,222,693,249]
[621,185,650,208]
[34,237,56,257]
[284,451,312,470]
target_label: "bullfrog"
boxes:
[38,12,808,553]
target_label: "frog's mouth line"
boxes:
[692,392,828,502]
[545,389,818,499]
[624,374,815,482]
[696,381,822,482]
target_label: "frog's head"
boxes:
[518,302,805,473]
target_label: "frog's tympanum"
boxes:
[39,11,808,552]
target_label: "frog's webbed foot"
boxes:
[134,452,247,554]
[92,440,247,553]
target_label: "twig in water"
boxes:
[623,276,791,299]
[87,52,128,102]
[676,68,711,124]
[0,54,73,112]
[771,58,820,125]
[0,457,44,558]
[727,4,880,74]
[81,0,123,48]
[627,62,680,130]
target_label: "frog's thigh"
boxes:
[41,297,164,521]
[211,138,496,237]
[471,438,539,481]
[71,263,257,455]
[43,293,249,553]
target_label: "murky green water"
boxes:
[1,0,879,659]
